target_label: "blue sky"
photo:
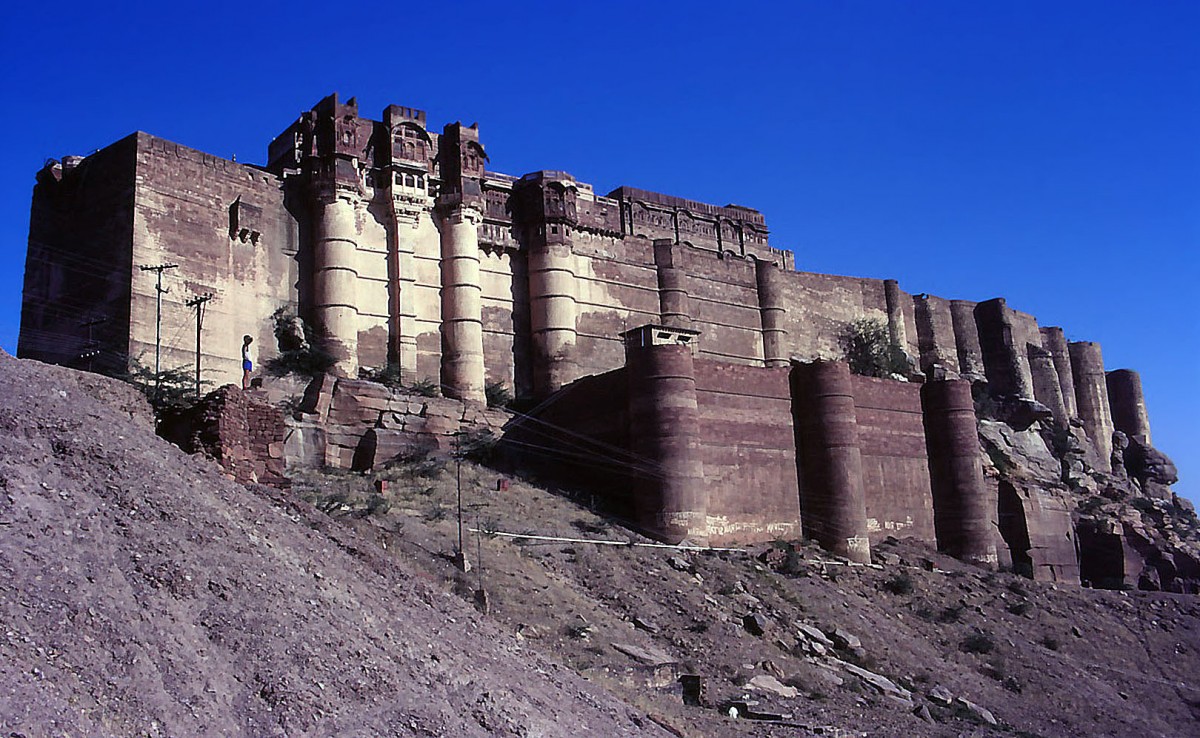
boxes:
[1,1,1196,500]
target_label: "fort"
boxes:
[19,93,1192,590]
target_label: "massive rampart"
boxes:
[19,92,1190,590]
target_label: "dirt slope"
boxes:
[294,443,1200,737]
[0,351,669,737]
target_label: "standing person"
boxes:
[241,335,254,390]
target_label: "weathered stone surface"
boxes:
[1124,438,1179,486]
[839,662,913,706]
[955,696,997,725]
[746,675,799,699]
[611,642,675,667]
[978,420,1061,482]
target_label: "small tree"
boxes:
[840,318,909,378]
[108,357,208,414]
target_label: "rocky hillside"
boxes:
[0,351,669,737]
[2,351,1199,738]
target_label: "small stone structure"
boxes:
[159,386,290,488]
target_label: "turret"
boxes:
[923,379,997,567]
[623,325,706,543]
[790,360,871,564]
[512,171,581,396]
[434,122,488,403]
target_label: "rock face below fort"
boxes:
[0,351,666,737]
[3,352,1200,737]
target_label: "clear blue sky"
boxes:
[1,1,1196,501]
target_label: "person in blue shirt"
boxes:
[241,335,254,390]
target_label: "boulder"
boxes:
[829,627,862,653]
[742,613,769,636]
[840,662,913,707]
[955,696,997,726]
[746,675,799,699]
[978,420,1062,482]
[611,642,675,667]
[797,624,834,648]
[928,685,954,706]
[1125,438,1179,486]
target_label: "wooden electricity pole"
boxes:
[138,263,178,391]
[185,293,214,398]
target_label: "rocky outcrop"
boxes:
[287,375,509,471]
[976,380,1200,592]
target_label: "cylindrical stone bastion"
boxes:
[790,360,871,564]
[922,379,997,567]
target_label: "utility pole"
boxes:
[186,293,214,399]
[454,431,470,572]
[139,263,178,391]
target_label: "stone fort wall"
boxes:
[20,92,1165,583]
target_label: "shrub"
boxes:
[485,380,513,409]
[960,632,996,655]
[937,605,965,624]
[109,357,209,414]
[362,363,404,389]
[407,378,440,397]
[882,573,915,595]
[839,318,909,378]
[1007,600,1033,616]
[456,428,499,464]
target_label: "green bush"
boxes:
[108,357,208,414]
[485,380,513,409]
[840,318,909,378]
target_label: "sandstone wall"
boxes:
[20,137,138,375]
[774,271,917,362]
[131,134,297,387]
[912,293,958,376]
[693,360,800,544]
[159,385,289,488]
[571,232,658,380]
[849,375,937,544]
[302,376,508,470]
